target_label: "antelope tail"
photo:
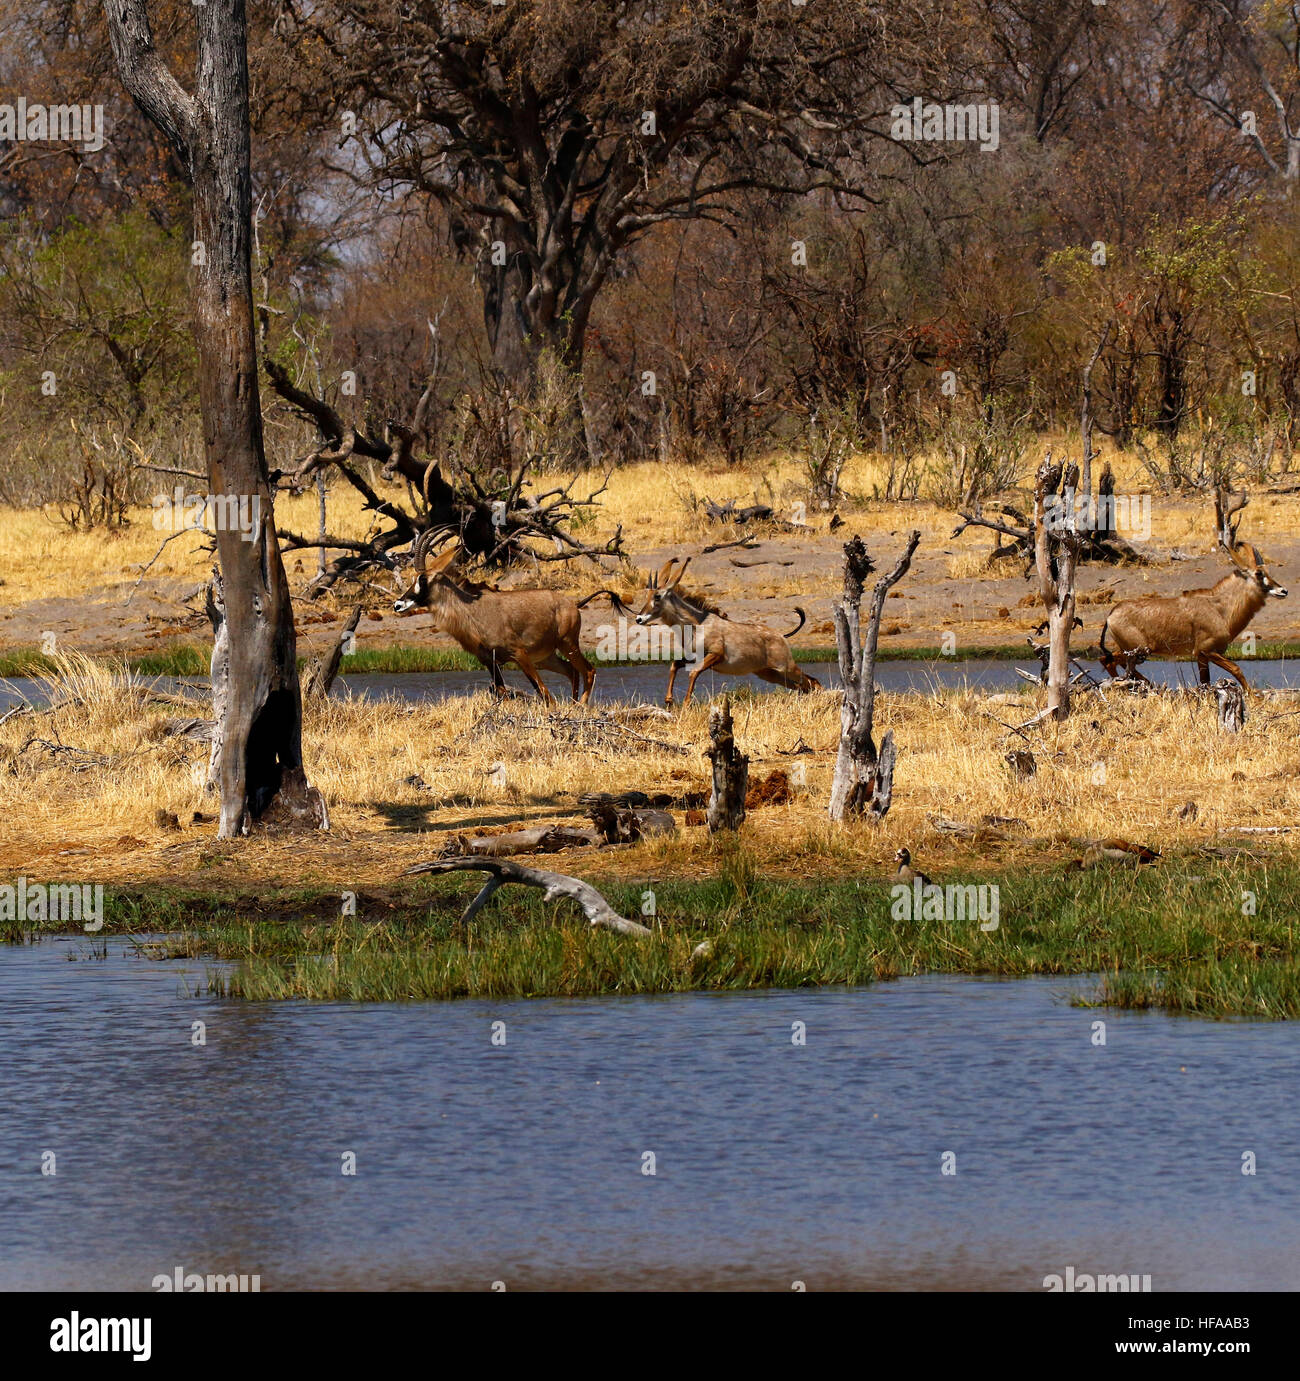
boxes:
[785,606,808,639]
[578,589,632,615]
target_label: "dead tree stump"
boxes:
[1033,453,1081,723]
[706,696,748,832]
[1214,679,1246,732]
[1005,749,1037,781]
[828,530,921,821]
[303,604,363,699]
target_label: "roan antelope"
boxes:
[630,558,820,706]
[393,532,600,704]
[1098,491,1286,690]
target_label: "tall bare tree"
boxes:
[104,0,327,836]
[270,0,946,453]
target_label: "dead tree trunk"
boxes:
[1033,454,1081,724]
[706,696,748,832]
[829,530,921,821]
[1079,322,1111,509]
[1214,679,1247,732]
[105,0,326,836]
[302,605,363,700]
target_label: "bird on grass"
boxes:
[894,847,933,886]
[1064,839,1161,872]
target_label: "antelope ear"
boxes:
[427,545,459,577]
[656,559,677,586]
[669,556,691,588]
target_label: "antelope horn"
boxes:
[1226,540,1253,569]
[1252,545,1266,570]
[411,524,456,573]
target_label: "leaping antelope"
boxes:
[393,531,601,704]
[632,558,820,706]
[1098,489,1286,690]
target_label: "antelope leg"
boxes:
[1206,651,1250,691]
[682,651,726,706]
[512,648,555,704]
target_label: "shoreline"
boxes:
[4,639,1299,679]
[5,864,1298,1017]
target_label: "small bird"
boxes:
[894,847,933,886]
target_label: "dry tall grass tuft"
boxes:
[2,654,1298,893]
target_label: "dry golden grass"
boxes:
[3,652,1298,893]
[6,435,1297,617]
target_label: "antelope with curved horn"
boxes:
[394,530,599,704]
[1098,489,1286,690]
[633,557,820,706]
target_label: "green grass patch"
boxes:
[6,857,1299,1016]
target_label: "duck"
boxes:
[1065,838,1161,871]
[894,847,933,886]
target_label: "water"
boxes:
[2,938,1296,1291]
[3,655,1299,712]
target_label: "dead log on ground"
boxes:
[402,857,652,935]
[586,802,676,844]
[452,825,603,857]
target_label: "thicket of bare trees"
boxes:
[2,0,1300,509]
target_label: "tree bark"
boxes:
[706,696,749,833]
[1034,454,1080,722]
[105,0,326,836]
[828,531,920,821]
[1214,679,1246,733]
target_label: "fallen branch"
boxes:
[402,857,652,935]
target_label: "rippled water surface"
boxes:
[4,656,1299,712]
[2,939,1296,1291]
